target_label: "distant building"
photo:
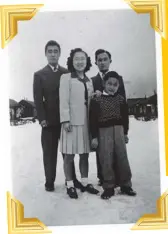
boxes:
[127,98,146,116]
[142,93,157,117]
[127,93,157,118]
[9,99,20,120]
[19,100,37,118]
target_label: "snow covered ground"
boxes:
[11,117,160,226]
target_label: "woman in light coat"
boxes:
[59,48,99,199]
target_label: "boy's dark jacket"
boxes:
[89,92,129,140]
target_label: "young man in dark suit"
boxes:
[33,40,81,191]
[91,49,126,186]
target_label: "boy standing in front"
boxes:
[91,49,126,186]
[89,71,136,199]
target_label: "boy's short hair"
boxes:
[95,49,112,61]
[103,71,120,83]
[45,40,61,54]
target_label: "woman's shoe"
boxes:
[74,179,84,190]
[67,187,78,199]
[101,188,115,199]
[84,184,99,194]
[120,186,137,196]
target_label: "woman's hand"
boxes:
[95,90,102,97]
[91,90,102,98]
[124,135,129,144]
[91,138,98,149]
[63,122,72,132]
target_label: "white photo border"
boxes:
[0,0,168,233]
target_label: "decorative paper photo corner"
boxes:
[1,0,168,233]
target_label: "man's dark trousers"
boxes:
[41,125,59,186]
[96,151,103,182]
[41,125,76,186]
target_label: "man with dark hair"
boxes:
[91,49,126,186]
[44,40,61,54]
[33,40,80,192]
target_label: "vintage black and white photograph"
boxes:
[9,9,160,226]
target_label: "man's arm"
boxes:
[91,77,96,92]
[121,98,129,135]
[33,73,46,123]
[119,75,126,100]
[89,98,99,139]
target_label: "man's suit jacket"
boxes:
[91,73,126,100]
[33,65,69,126]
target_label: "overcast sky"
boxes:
[8,9,157,102]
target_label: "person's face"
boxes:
[96,52,111,72]
[45,45,60,66]
[73,51,87,72]
[104,77,119,95]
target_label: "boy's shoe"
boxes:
[67,187,78,199]
[120,186,137,196]
[84,184,99,194]
[101,188,115,199]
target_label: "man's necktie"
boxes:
[53,66,57,72]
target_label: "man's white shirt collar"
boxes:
[99,71,108,79]
[49,64,59,72]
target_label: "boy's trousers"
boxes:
[98,125,132,190]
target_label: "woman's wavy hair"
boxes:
[67,48,92,73]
